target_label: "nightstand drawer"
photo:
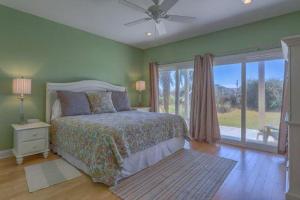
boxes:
[20,139,46,154]
[19,128,47,142]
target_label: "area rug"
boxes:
[24,159,81,192]
[110,149,236,200]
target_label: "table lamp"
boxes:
[13,77,32,124]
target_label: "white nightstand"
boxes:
[12,122,50,165]
[133,107,151,112]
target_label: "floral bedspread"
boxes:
[51,111,188,186]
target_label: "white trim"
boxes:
[0,149,13,159]
[158,61,194,70]
[214,48,283,66]
[46,80,126,122]
[158,49,283,69]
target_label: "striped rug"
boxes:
[25,159,81,192]
[110,149,236,200]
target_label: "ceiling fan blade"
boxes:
[155,22,167,35]
[119,0,148,14]
[160,0,179,12]
[124,18,152,26]
[152,0,160,5]
[165,15,196,23]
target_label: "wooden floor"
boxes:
[0,142,286,200]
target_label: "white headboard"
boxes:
[46,80,126,123]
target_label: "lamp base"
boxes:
[19,98,26,125]
[138,92,143,107]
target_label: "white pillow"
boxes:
[51,99,62,120]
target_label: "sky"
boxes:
[214,59,285,88]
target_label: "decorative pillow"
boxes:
[111,91,131,112]
[87,91,117,114]
[51,99,62,120]
[57,91,91,116]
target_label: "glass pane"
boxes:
[158,69,176,114]
[178,68,194,123]
[245,62,260,143]
[214,63,242,141]
[264,59,284,146]
[246,59,284,146]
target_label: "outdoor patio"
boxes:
[220,125,278,146]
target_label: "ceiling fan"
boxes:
[119,0,196,35]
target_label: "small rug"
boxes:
[24,159,81,192]
[110,149,236,200]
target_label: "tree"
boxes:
[265,79,283,111]
[246,80,258,110]
[246,79,283,111]
[160,71,176,113]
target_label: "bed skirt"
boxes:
[53,137,185,183]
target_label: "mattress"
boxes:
[51,111,189,185]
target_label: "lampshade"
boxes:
[242,0,252,4]
[136,81,145,92]
[13,78,32,95]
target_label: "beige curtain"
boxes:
[149,62,159,112]
[189,54,220,143]
[278,61,289,154]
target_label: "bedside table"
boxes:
[132,107,151,112]
[12,122,50,165]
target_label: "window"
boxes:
[214,49,285,152]
[158,62,194,123]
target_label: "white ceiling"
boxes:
[1,0,300,49]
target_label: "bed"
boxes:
[46,80,189,186]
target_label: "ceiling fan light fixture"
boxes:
[145,32,152,36]
[242,0,252,5]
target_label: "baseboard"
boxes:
[0,149,13,159]
[287,192,300,200]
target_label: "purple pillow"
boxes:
[111,91,131,111]
[57,91,91,116]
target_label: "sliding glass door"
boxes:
[158,62,193,123]
[214,63,242,142]
[157,50,284,152]
[214,50,285,152]
[245,59,284,147]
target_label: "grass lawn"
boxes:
[218,109,281,130]
[159,104,281,130]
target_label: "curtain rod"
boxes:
[156,43,281,66]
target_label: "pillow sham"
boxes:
[57,91,91,116]
[87,91,116,114]
[111,91,131,112]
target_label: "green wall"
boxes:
[1,4,300,151]
[0,5,144,150]
[143,11,300,103]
